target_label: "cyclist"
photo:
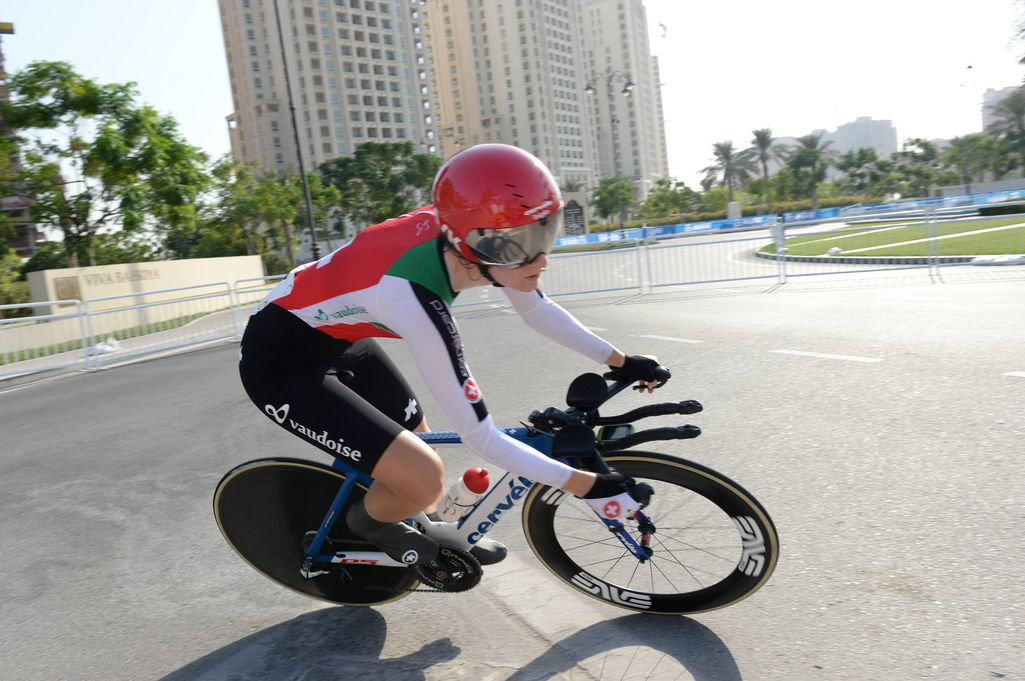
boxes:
[239,143,668,568]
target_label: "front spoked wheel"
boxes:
[213,457,419,606]
[521,451,778,614]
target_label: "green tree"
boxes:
[319,141,439,230]
[0,134,22,256]
[891,138,942,198]
[0,61,209,267]
[700,141,756,204]
[943,134,991,193]
[198,158,265,257]
[0,251,31,318]
[747,129,782,210]
[836,147,883,195]
[253,175,302,268]
[291,171,343,243]
[20,232,156,276]
[699,186,729,213]
[985,88,1025,175]
[591,177,636,224]
[782,133,836,208]
[640,177,699,219]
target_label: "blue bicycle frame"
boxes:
[299,424,651,576]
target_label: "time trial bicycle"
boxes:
[213,371,779,615]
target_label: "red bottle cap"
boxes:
[462,467,491,494]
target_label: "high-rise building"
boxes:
[424,0,596,188]
[824,116,897,157]
[218,0,438,176]
[423,0,667,200]
[581,0,668,200]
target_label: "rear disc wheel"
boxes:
[213,457,419,606]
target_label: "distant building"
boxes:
[765,117,897,178]
[982,86,1020,131]
[218,0,439,176]
[581,0,669,201]
[0,21,45,259]
[423,0,596,188]
[423,0,668,202]
[825,116,897,157]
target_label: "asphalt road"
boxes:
[2,276,1024,680]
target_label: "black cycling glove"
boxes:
[603,354,671,387]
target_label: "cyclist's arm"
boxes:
[502,287,619,363]
[376,279,576,489]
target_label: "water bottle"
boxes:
[437,467,491,522]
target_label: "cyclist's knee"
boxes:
[374,431,444,508]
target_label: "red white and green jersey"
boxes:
[251,206,615,488]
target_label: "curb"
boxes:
[754,251,975,265]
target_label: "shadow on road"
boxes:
[160,607,458,681]
[508,613,741,681]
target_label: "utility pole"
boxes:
[585,66,635,231]
[272,0,320,262]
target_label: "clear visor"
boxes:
[464,210,563,267]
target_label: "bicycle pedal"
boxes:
[415,546,482,593]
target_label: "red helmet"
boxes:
[433,144,563,267]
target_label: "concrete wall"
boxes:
[23,256,265,341]
[28,256,264,307]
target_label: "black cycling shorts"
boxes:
[238,303,425,475]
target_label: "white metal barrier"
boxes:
[0,281,269,380]
[0,300,92,378]
[2,222,1021,381]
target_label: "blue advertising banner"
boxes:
[556,188,1023,248]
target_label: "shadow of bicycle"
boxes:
[159,607,458,681]
[509,614,741,681]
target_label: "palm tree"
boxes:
[943,134,989,195]
[748,129,780,211]
[701,141,756,204]
[986,88,1025,175]
[782,134,836,209]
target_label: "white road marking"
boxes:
[771,349,882,363]
[586,326,609,332]
[841,221,1025,254]
[1004,371,1025,378]
[638,334,703,344]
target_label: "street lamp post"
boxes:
[585,66,634,230]
[273,0,320,262]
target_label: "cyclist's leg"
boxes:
[334,340,506,565]
[330,339,443,517]
[240,349,443,563]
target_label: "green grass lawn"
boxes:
[761,217,1025,256]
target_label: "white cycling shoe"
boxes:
[426,511,507,565]
[469,537,507,566]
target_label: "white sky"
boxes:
[4,0,1024,188]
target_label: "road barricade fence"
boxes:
[0,277,285,380]
[555,187,1025,247]
[3,211,1023,381]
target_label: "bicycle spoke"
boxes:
[523,453,778,613]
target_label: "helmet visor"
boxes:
[464,210,563,267]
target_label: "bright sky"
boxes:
[4,0,1024,188]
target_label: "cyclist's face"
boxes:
[488,252,549,292]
